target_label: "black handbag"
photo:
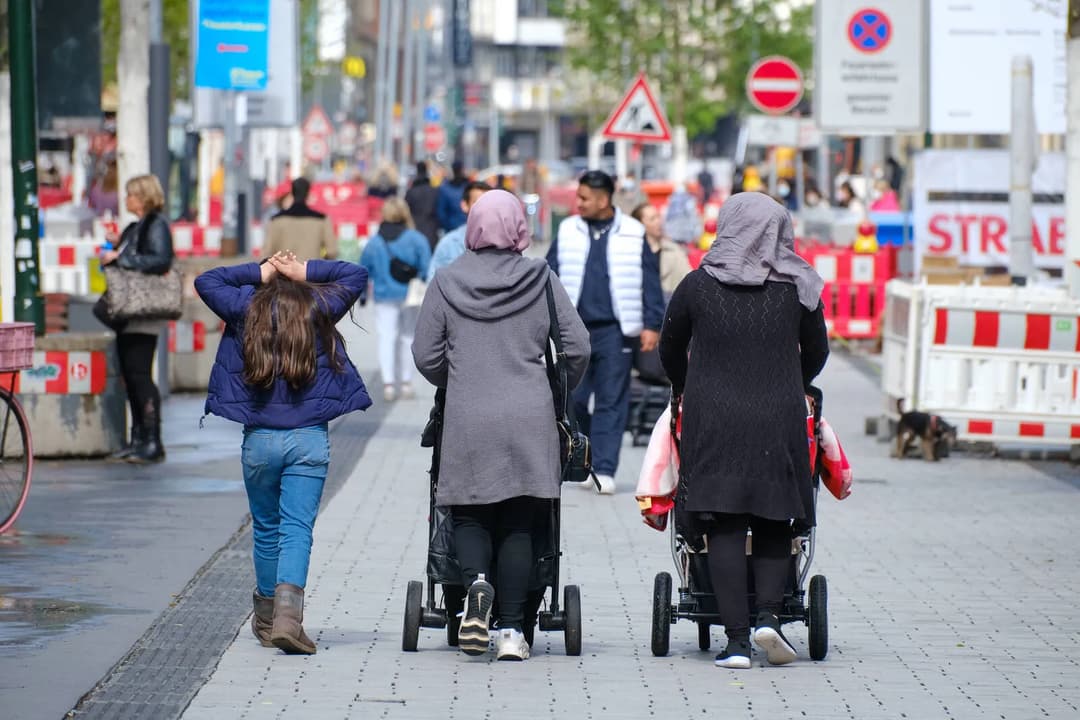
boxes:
[387,237,419,283]
[543,279,596,487]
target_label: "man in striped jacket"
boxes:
[547,170,665,495]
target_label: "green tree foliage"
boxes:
[551,0,814,137]
[102,0,191,101]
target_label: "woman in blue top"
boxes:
[195,252,371,655]
[360,198,432,402]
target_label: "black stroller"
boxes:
[650,387,829,661]
[627,346,671,447]
[401,389,583,655]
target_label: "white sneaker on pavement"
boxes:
[383,385,397,402]
[594,474,616,495]
[495,628,530,661]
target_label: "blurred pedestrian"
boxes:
[264,178,337,261]
[870,179,901,212]
[87,160,119,218]
[367,162,399,199]
[412,190,589,660]
[697,166,715,205]
[885,155,904,193]
[632,202,691,297]
[196,251,370,655]
[100,174,174,464]
[837,181,865,217]
[427,180,492,280]
[405,161,441,249]
[659,192,829,670]
[663,183,702,246]
[437,160,469,232]
[360,198,432,402]
[614,171,647,215]
[547,170,664,495]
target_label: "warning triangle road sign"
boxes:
[302,105,333,139]
[601,73,673,144]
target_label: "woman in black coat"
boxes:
[659,192,829,669]
[100,174,175,464]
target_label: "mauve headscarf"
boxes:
[464,189,531,253]
[700,192,823,310]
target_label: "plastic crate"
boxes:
[0,322,36,372]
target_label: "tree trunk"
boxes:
[1067,0,1080,297]
[117,0,150,224]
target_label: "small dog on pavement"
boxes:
[893,399,958,461]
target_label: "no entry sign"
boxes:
[746,56,804,115]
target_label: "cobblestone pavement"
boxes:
[176,326,1080,720]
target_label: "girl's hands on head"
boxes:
[260,255,279,283]
[268,251,308,282]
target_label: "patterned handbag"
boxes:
[101,265,184,322]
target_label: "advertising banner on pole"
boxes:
[815,0,926,134]
[194,0,271,91]
[193,0,298,127]
[929,0,1066,135]
[912,150,1065,274]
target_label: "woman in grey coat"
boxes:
[412,190,589,661]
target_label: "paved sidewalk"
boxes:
[181,348,1080,720]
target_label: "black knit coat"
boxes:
[659,270,830,525]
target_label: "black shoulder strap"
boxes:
[543,278,570,422]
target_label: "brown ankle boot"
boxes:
[251,589,274,647]
[271,583,316,654]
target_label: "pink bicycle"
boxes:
[0,322,34,533]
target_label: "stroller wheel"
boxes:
[808,575,828,661]
[697,621,711,651]
[563,585,582,656]
[651,572,672,657]
[402,581,423,652]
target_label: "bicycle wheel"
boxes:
[0,388,32,533]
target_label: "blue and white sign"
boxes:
[194,0,271,91]
[423,105,441,123]
[815,0,925,133]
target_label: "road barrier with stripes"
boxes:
[0,350,109,394]
[798,244,898,340]
[882,279,1080,449]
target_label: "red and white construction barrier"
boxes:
[1,351,108,394]
[168,321,209,353]
[800,245,898,340]
[883,280,1080,450]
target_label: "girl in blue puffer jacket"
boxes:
[195,252,371,656]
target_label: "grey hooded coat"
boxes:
[412,249,590,507]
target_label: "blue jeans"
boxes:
[572,323,633,476]
[241,425,330,596]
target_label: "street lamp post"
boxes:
[7,0,44,334]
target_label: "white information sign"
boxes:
[930,0,1066,135]
[815,0,926,134]
[912,150,1066,274]
[745,115,800,148]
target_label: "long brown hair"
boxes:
[242,276,347,391]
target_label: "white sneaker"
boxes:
[383,385,397,402]
[400,383,416,400]
[594,474,616,495]
[495,628,530,661]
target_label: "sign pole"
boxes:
[8,0,44,333]
[1009,55,1036,284]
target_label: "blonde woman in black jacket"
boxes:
[101,174,175,464]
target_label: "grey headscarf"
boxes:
[700,192,823,310]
